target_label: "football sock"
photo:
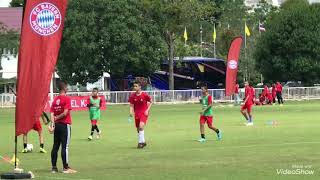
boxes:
[95,125,100,133]
[138,130,145,143]
[40,144,44,148]
[215,129,220,134]
[91,126,94,136]
[23,143,27,149]
[201,134,205,139]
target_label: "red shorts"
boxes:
[32,120,42,132]
[241,103,253,113]
[135,114,148,128]
[91,120,98,125]
[200,116,213,126]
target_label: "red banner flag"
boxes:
[16,0,68,136]
[225,37,243,96]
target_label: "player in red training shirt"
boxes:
[263,85,269,97]
[129,81,153,149]
[49,81,76,174]
[263,85,273,105]
[276,81,284,105]
[241,81,254,126]
[272,83,277,104]
[250,85,255,104]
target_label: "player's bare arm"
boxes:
[144,101,153,116]
[130,104,134,117]
[54,109,69,120]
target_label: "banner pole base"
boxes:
[1,172,31,179]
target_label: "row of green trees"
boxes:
[254,0,320,85]
[2,0,320,88]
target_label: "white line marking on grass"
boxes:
[142,141,320,154]
[40,176,92,180]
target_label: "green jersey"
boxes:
[89,96,101,120]
[201,95,213,116]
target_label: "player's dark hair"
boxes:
[200,84,208,90]
[57,80,67,92]
[93,87,99,91]
[133,81,141,86]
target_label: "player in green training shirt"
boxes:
[198,85,222,142]
[87,88,102,140]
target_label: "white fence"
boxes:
[1,87,320,108]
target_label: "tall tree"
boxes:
[57,0,165,85]
[10,0,24,7]
[254,0,320,85]
[144,0,216,90]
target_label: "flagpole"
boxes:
[214,42,216,58]
[244,21,248,81]
[214,23,216,58]
[14,0,28,170]
[259,20,262,84]
[50,73,54,103]
[200,24,203,57]
[0,0,31,178]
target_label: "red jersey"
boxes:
[50,95,72,124]
[272,86,276,97]
[267,92,273,101]
[276,83,282,93]
[244,86,253,105]
[263,86,269,96]
[129,92,151,114]
[250,86,255,100]
[235,84,239,94]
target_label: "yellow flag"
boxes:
[197,63,204,73]
[213,24,217,43]
[245,23,251,36]
[183,27,188,42]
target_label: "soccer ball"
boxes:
[26,144,33,152]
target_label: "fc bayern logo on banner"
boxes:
[29,2,62,36]
[228,60,238,70]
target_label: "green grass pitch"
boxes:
[1,101,320,180]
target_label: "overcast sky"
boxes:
[0,0,10,7]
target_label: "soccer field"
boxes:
[1,101,320,180]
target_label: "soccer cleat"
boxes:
[21,148,28,153]
[51,167,58,173]
[246,122,254,126]
[62,168,77,174]
[39,148,47,153]
[217,131,222,141]
[97,131,101,139]
[137,142,147,149]
[88,135,93,141]
[197,138,206,143]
